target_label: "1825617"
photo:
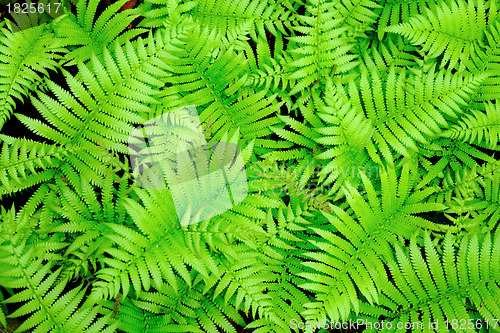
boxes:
[1,0,71,32]
[6,1,61,14]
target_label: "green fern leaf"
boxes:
[53,0,147,65]
[0,25,61,128]
[361,230,500,332]
[286,0,357,95]
[441,101,500,150]
[384,0,489,69]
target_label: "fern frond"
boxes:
[430,161,500,234]
[361,230,500,332]
[245,50,292,92]
[384,0,488,69]
[129,279,244,333]
[242,205,312,332]
[418,136,497,190]
[161,25,282,142]
[0,25,61,128]
[1,0,499,330]
[300,165,446,323]
[202,202,316,333]
[334,0,381,29]
[137,0,197,28]
[191,0,295,40]
[286,0,357,95]
[13,26,197,189]
[0,284,6,329]
[46,172,131,281]
[314,78,376,185]
[0,136,74,196]
[86,186,213,305]
[0,218,117,332]
[441,101,500,149]
[465,18,500,102]
[248,157,336,212]
[360,35,418,74]
[356,66,487,164]
[103,295,202,332]
[377,0,436,39]
[53,0,147,65]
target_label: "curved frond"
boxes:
[0,136,73,196]
[300,165,446,323]
[361,230,500,333]
[441,101,500,149]
[0,25,61,128]
[286,0,358,95]
[53,0,147,65]
[384,0,489,69]
[355,66,487,164]
[160,25,282,142]
[0,213,118,332]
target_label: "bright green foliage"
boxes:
[442,101,500,149]
[53,0,147,65]
[0,136,71,196]
[360,230,500,332]
[384,0,491,69]
[0,25,62,128]
[300,165,446,323]
[160,25,283,142]
[0,0,499,332]
[0,207,119,332]
[286,0,358,95]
